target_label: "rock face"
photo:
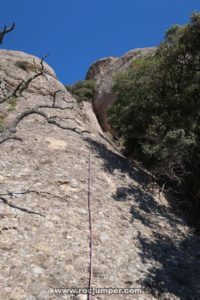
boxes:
[0,50,200,300]
[86,48,156,133]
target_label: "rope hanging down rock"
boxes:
[88,150,93,300]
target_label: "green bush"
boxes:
[108,12,200,223]
[65,80,95,102]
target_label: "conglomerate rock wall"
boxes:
[0,50,199,300]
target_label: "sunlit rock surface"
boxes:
[0,50,199,300]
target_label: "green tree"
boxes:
[108,12,200,225]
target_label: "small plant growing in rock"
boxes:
[7,96,17,111]
[15,61,38,72]
[0,113,6,132]
[65,80,95,103]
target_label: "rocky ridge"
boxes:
[0,50,200,300]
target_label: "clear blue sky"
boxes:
[1,0,200,84]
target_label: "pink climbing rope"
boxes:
[88,150,93,300]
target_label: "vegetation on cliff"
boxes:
[108,12,200,225]
[65,80,95,103]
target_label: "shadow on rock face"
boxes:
[138,233,200,300]
[85,136,148,184]
[113,186,200,299]
[85,136,200,300]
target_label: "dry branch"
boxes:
[0,23,15,44]
[0,107,90,144]
[0,189,68,203]
[0,54,48,104]
[0,195,45,217]
[0,55,91,145]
